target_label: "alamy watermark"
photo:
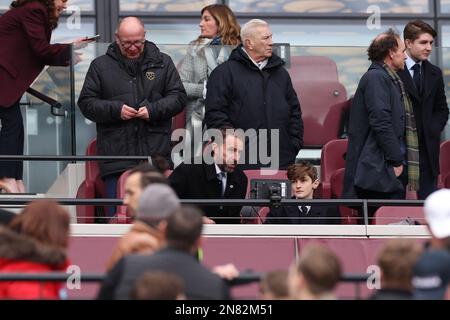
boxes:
[366,265,381,290]
[171,128,281,173]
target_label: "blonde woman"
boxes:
[178,4,240,158]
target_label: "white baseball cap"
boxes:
[424,189,450,239]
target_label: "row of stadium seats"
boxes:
[76,139,450,224]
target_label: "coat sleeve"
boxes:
[144,55,187,123]
[77,62,124,123]
[178,51,204,98]
[22,5,70,66]
[364,73,403,165]
[432,69,449,135]
[286,73,304,151]
[204,65,234,129]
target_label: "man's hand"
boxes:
[393,164,403,177]
[212,263,240,281]
[120,105,138,120]
[136,107,150,120]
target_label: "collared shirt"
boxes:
[241,47,268,70]
[298,205,311,214]
[405,53,422,78]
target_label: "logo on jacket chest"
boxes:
[146,71,156,81]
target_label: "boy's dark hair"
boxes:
[287,161,318,182]
[404,20,437,41]
[367,28,401,62]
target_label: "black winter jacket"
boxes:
[78,42,186,177]
[205,45,303,169]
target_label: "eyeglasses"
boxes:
[118,39,145,49]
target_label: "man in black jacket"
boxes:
[78,17,186,217]
[169,129,248,224]
[398,20,449,200]
[205,19,303,170]
[97,206,230,300]
[343,29,409,208]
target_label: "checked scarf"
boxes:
[382,64,420,191]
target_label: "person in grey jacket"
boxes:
[178,4,240,158]
[78,17,186,217]
[343,29,411,216]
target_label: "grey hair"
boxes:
[240,19,269,42]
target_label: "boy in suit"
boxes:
[265,161,340,224]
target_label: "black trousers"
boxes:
[417,144,438,200]
[0,101,24,179]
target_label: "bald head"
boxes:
[116,17,145,37]
[115,16,146,59]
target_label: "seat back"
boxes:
[373,206,425,225]
[288,56,348,147]
[295,81,348,147]
[76,139,106,223]
[330,168,359,224]
[289,56,339,82]
[320,139,348,199]
[439,140,450,187]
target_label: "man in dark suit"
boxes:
[265,162,340,224]
[97,206,230,300]
[169,129,248,224]
[343,29,409,213]
[398,20,449,200]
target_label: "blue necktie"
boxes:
[217,172,226,197]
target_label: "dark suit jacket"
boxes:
[343,63,406,198]
[398,60,449,176]
[169,159,248,224]
[0,2,70,107]
[98,247,230,300]
[265,203,340,224]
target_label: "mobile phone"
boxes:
[85,34,100,41]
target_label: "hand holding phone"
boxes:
[85,34,101,41]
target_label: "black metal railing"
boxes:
[0,272,370,299]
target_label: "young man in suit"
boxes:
[265,161,340,224]
[398,20,449,199]
[169,129,248,224]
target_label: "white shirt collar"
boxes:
[241,47,268,70]
[405,52,422,72]
[214,163,227,177]
[298,205,311,214]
